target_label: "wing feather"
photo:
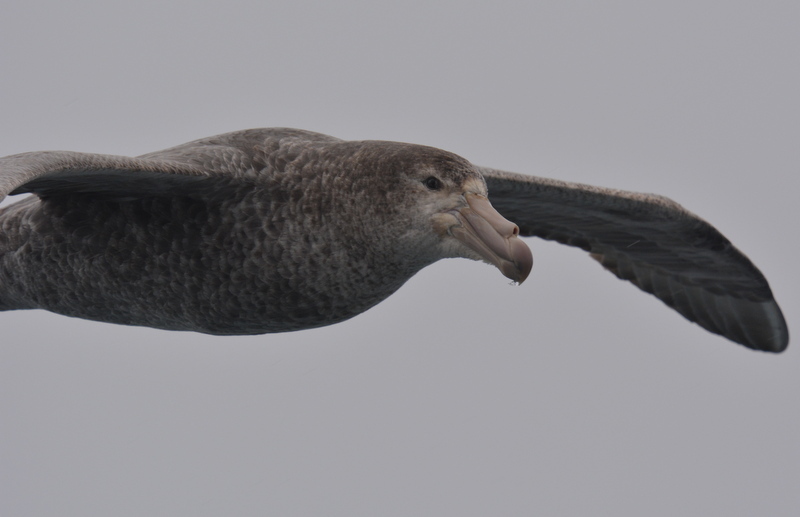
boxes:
[480,167,788,352]
[0,128,340,201]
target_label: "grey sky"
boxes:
[1,1,798,515]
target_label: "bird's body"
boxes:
[1,186,395,334]
[0,128,788,351]
[0,129,493,333]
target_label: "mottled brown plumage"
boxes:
[0,128,788,352]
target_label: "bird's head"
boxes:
[348,142,533,283]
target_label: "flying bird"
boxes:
[0,128,788,352]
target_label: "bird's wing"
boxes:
[0,128,339,201]
[480,167,788,353]
[0,150,216,201]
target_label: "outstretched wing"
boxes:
[0,128,340,201]
[0,150,215,201]
[480,167,788,353]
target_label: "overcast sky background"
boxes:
[1,1,798,516]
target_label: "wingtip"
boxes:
[749,322,789,354]
[753,301,789,354]
[725,298,789,353]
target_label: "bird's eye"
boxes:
[423,176,443,191]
